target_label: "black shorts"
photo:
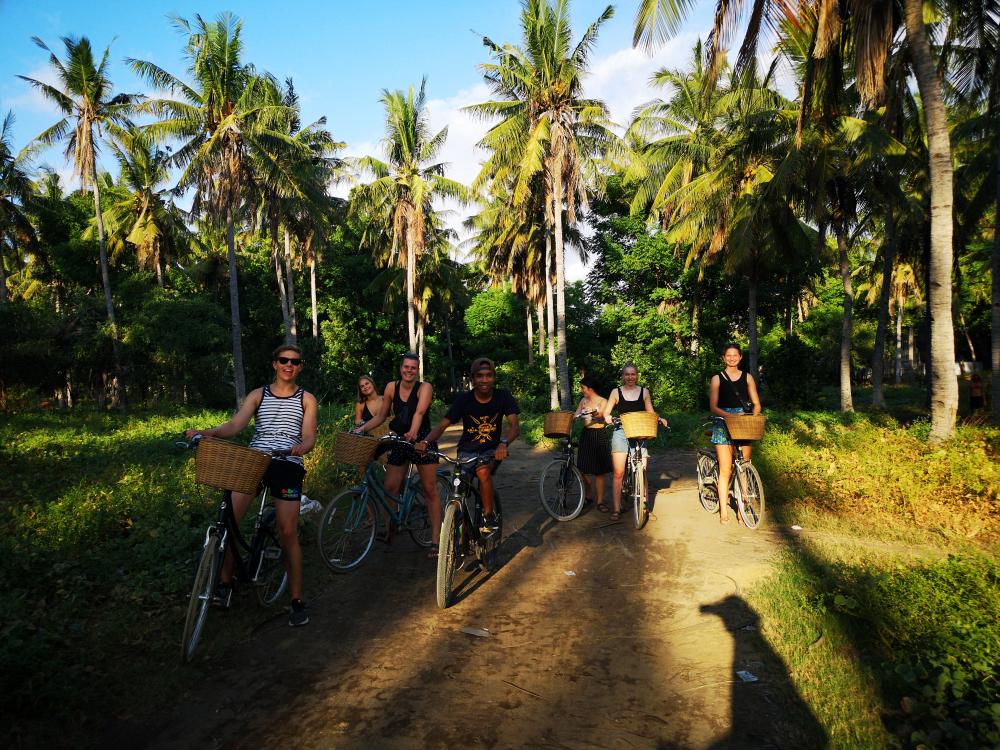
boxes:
[261,459,306,501]
[387,427,440,467]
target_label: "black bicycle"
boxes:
[425,447,503,609]
[537,411,594,521]
[177,436,291,662]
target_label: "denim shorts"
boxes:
[711,408,746,445]
[610,427,647,457]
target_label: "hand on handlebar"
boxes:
[289,443,308,457]
[494,443,509,461]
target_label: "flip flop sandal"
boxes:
[597,502,610,513]
[609,511,621,521]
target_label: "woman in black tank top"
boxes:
[709,343,762,524]
[355,376,382,427]
[600,363,668,520]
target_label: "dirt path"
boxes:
[115,430,825,749]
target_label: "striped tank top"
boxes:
[250,385,305,466]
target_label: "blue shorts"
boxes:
[610,427,647,457]
[711,408,746,445]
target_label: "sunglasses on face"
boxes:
[275,357,302,366]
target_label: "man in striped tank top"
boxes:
[185,345,318,626]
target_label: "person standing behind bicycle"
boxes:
[357,353,441,552]
[355,375,383,427]
[575,375,612,509]
[709,343,762,524]
[603,363,668,522]
[185,344,317,626]
[418,357,520,536]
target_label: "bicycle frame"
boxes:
[353,461,440,526]
[211,486,274,585]
[699,420,751,508]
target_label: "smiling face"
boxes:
[399,357,419,384]
[472,366,496,398]
[358,378,375,397]
[273,349,303,383]
[723,347,742,369]
[621,366,638,387]
[580,384,594,399]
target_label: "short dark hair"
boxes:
[580,374,604,396]
[272,343,303,360]
[723,342,742,355]
[470,357,496,375]
[401,352,419,364]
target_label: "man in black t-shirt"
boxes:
[418,357,520,531]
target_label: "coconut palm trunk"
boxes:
[536,304,546,358]
[0,251,7,305]
[837,229,855,412]
[273,237,291,339]
[552,168,572,410]
[226,209,247,404]
[903,0,958,442]
[526,304,535,364]
[310,252,319,339]
[545,232,558,410]
[748,268,759,379]
[284,227,298,343]
[690,276,701,356]
[91,168,125,404]
[896,297,904,384]
[872,210,897,408]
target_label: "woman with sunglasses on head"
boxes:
[185,344,317,626]
[709,343,761,524]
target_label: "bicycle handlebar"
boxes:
[174,434,293,458]
[375,433,490,468]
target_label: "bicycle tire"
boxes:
[633,460,649,530]
[697,452,720,513]
[253,526,288,607]
[181,532,221,663]
[436,501,462,609]
[538,458,585,522]
[482,490,503,572]
[407,475,449,548]
[621,460,634,514]
[737,463,766,529]
[317,488,376,572]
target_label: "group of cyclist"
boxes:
[184,340,760,626]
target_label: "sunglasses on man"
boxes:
[275,356,303,366]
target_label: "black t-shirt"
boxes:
[446,388,521,453]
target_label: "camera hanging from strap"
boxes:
[721,370,754,414]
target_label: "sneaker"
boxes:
[479,513,499,536]
[289,599,309,627]
[213,582,233,608]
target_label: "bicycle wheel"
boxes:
[737,463,766,529]
[632,461,649,530]
[407,474,449,548]
[436,501,462,609]
[482,490,503,572]
[696,452,720,513]
[253,527,287,607]
[538,458,585,522]
[317,489,376,572]
[181,532,221,663]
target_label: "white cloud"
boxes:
[4,63,64,117]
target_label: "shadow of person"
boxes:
[699,595,827,749]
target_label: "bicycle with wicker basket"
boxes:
[317,432,445,572]
[537,410,596,522]
[696,414,766,528]
[609,412,660,530]
[178,436,293,663]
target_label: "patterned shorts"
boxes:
[711,408,746,445]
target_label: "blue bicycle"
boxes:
[317,435,447,571]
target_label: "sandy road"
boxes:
[115,428,825,749]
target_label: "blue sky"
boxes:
[1,1,732,277]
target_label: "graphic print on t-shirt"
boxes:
[467,413,501,445]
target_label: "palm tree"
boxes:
[468,0,618,409]
[633,0,959,440]
[352,79,468,377]
[129,13,304,403]
[0,112,36,306]
[19,36,138,395]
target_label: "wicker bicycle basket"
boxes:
[621,412,659,440]
[543,411,574,438]
[722,414,767,441]
[332,431,378,468]
[195,438,272,495]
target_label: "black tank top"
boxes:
[717,370,750,409]
[616,386,646,415]
[361,402,375,422]
[390,380,431,433]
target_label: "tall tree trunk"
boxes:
[896,297,904,384]
[226,208,247,404]
[91,174,125,405]
[545,233,558,410]
[406,231,418,358]
[309,253,319,339]
[837,229,855,412]
[748,268,759,379]
[536,303,545,358]
[274,238,291,339]
[872,211,897,408]
[552,170,572,410]
[958,311,976,361]
[154,246,164,288]
[445,321,456,391]
[993,147,1000,420]
[526,304,535,365]
[904,0,957,442]
[690,275,700,356]
[416,314,425,380]
[0,247,7,305]
[283,228,297,344]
